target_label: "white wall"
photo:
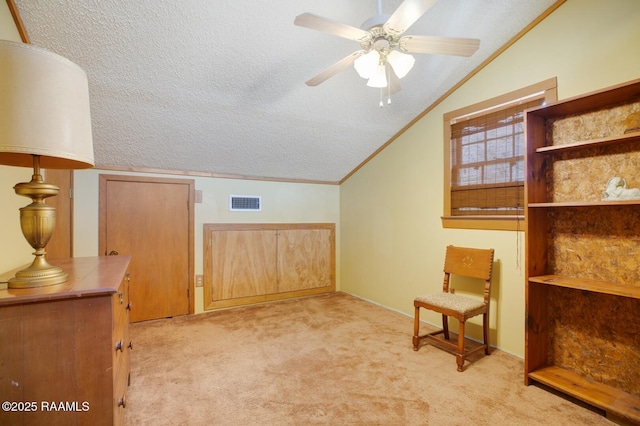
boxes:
[73,169,340,313]
[340,0,640,357]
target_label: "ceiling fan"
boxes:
[294,0,480,96]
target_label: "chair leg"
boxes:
[413,306,420,351]
[456,320,465,372]
[442,314,449,340]
[483,312,491,355]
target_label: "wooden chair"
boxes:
[412,245,495,372]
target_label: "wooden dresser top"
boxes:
[0,255,131,306]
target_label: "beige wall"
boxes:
[0,1,20,41]
[73,169,340,314]
[0,2,35,274]
[340,0,640,357]
[0,166,33,274]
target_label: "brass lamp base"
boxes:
[7,155,67,289]
[8,258,68,289]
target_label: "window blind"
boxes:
[450,98,543,216]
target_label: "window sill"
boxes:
[441,216,524,231]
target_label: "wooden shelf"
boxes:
[535,132,640,154]
[528,366,640,424]
[528,199,640,208]
[529,275,640,299]
[526,78,640,118]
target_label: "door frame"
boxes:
[98,174,195,315]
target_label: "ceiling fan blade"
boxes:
[399,35,480,56]
[294,13,370,41]
[305,51,365,86]
[384,0,438,36]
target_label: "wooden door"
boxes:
[99,175,193,322]
[45,169,73,259]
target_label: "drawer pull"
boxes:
[126,302,132,311]
[128,341,133,350]
[115,340,123,352]
[118,396,126,408]
[118,291,124,304]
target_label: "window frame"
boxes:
[442,78,557,231]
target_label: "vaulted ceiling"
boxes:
[13,0,559,183]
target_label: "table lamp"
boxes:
[0,40,94,288]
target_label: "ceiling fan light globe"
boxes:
[366,64,387,88]
[354,50,380,79]
[387,50,415,79]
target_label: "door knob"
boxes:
[109,250,119,256]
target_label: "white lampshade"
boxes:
[366,64,388,88]
[354,50,380,79]
[387,50,415,79]
[0,40,94,169]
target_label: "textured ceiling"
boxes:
[14,0,558,183]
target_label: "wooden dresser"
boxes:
[0,256,132,426]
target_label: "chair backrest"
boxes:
[443,245,494,281]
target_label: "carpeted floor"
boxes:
[124,292,613,425]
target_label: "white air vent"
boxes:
[229,195,261,211]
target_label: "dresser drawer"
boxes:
[112,272,130,371]
[112,271,131,426]
[113,272,130,331]
[113,358,129,425]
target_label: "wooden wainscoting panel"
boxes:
[209,229,278,300]
[277,228,334,293]
[204,223,335,310]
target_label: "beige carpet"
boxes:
[124,292,613,425]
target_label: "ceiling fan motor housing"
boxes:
[360,14,390,31]
[360,17,402,56]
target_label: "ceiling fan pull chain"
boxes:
[388,69,392,105]
[379,88,384,108]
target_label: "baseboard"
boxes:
[344,291,523,360]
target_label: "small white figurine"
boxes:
[602,177,640,200]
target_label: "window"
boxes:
[442,78,557,230]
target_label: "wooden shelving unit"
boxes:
[524,78,640,424]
